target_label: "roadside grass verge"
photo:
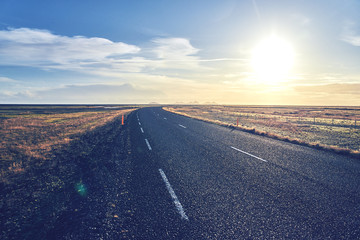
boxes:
[0,106,136,239]
[164,106,360,159]
[0,107,135,182]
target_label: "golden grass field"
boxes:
[164,105,360,157]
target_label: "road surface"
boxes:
[128,107,360,239]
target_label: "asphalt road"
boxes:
[128,107,360,239]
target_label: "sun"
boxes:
[251,35,295,83]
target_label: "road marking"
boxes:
[159,169,189,221]
[145,139,152,151]
[140,127,144,133]
[231,146,267,162]
[164,117,167,120]
[138,121,141,126]
[178,124,187,128]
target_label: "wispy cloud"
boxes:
[152,37,199,59]
[143,37,205,71]
[295,83,360,95]
[343,35,360,46]
[341,21,360,46]
[0,83,165,104]
[0,76,18,82]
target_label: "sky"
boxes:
[0,0,360,105]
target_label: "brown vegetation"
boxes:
[0,105,136,239]
[0,106,136,182]
[164,105,360,158]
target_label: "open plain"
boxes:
[165,105,360,157]
[1,105,360,239]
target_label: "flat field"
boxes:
[0,105,136,239]
[0,105,135,179]
[164,105,360,156]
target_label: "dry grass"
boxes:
[0,105,137,239]
[8,162,24,173]
[164,105,360,158]
[0,106,136,181]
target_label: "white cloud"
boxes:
[0,76,18,82]
[152,37,199,59]
[0,28,208,76]
[0,28,57,44]
[341,21,360,46]
[142,37,206,71]
[0,28,246,104]
[343,35,360,46]
[0,28,140,67]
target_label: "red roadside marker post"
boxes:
[122,115,124,125]
[237,117,239,127]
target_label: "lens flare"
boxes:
[75,182,87,196]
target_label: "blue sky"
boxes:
[0,0,360,104]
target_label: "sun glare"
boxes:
[251,35,294,83]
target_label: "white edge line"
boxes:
[140,127,144,133]
[178,124,187,128]
[159,169,189,220]
[145,139,152,151]
[231,146,267,162]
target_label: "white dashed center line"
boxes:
[140,127,144,133]
[231,146,267,162]
[159,169,189,221]
[145,139,152,151]
[178,124,187,128]
[138,121,141,126]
